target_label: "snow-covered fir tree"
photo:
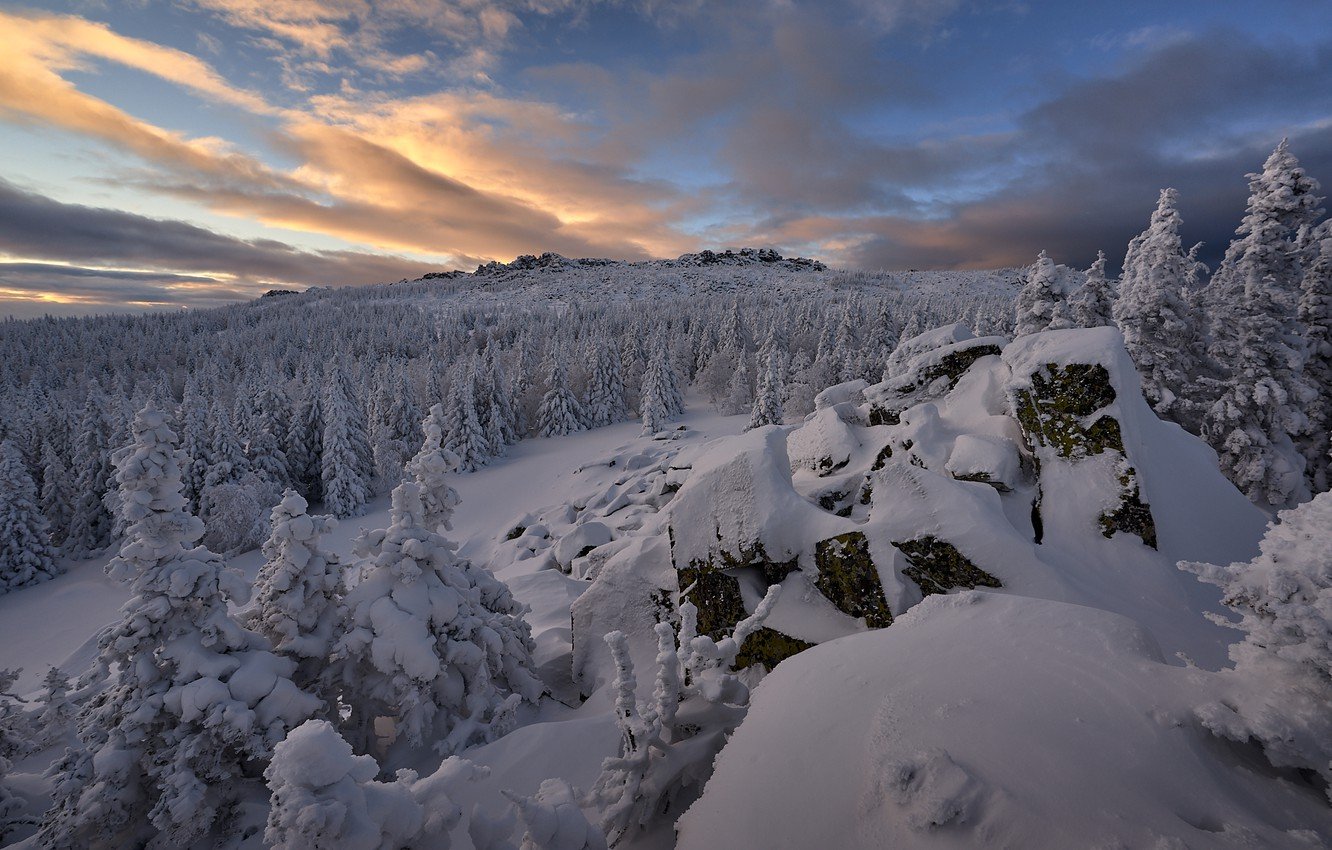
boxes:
[245,490,345,700]
[1181,491,1332,800]
[724,352,753,415]
[65,393,114,558]
[35,667,76,749]
[405,403,462,534]
[40,408,319,849]
[1070,251,1116,328]
[321,361,370,518]
[1113,188,1209,430]
[1207,139,1325,364]
[1204,271,1314,508]
[1014,251,1063,337]
[0,439,60,595]
[286,374,324,504]
[747,354,785,431]
[331,478,542,756]
[1298,227,1332,492]
[38,439,72,550]
[444,357,492,470]
[584,339,629,428]
[178,380,211,513]
[537,357,587,438]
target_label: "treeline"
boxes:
[0,276,1013,592]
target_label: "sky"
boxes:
[1,0,1330,317]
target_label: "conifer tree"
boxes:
[39,439,73,549]
[321,362,370,518]
[332,478,541,756]
[1070,251,1116,328]
[40,408,319,849]
[1113,189,1209,429]
[405,404,462,533]
[747,354,785,431]
[1298,228,1332,492]
[245,490,344,700]
[286,375,323,504]
[584,339,628,428]
[537,357,587,438]
[177,381,211,513]
[0,439,60,595]
[1014,251,1063,336]
[1205,274,1314,508]
[65,393,114,558]
[444,358,492,470]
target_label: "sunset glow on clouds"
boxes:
[1,0,1330,316]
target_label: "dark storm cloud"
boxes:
[768,30,1332,270]
[0,178,439,294]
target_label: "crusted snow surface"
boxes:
[677,592,1332,850]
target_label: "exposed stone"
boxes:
[871,443,894,471]
[894,535,1002,597]
[734,628,815,671]
[1099,464,1158,549]
[813,532,894,628]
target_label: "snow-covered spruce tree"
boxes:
[178,380,211,513]
[265,718,486,850]
[747,354,785,431]
[585,340,629,429]
[1180,491,1332,800]
[35,666,76,749]
[1,750,34,844]
[65,393,114,558]
[332,479,542,757]
[723,352,752,416]
[1014,251,1063,337]
[638,355,672,437]
[1113,188,1210,430]
[0,439,60,595]
[587,586,781,845]
[1207,139,1325,364]
[39,408,319,849]
[1070,250,1116,328]
[444,358,492,470]
[1297,227,1332,493]
[286,375,324,504]
[487,350,522,447]
[405,403,462,534]
[245,383,290,486]
[39,439,73,550]
[0,668,33,761]
[537,357,587,438]
[1204,273,1314,508]
[245,490,344,700]
[322,362,370,518]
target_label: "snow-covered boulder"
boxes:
[883,322,976,378]
[813,379,869,411]
[945,434,1021,491]
[787,407,861,475]
[678,592,1332,850]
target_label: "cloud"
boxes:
[0,178,441,316]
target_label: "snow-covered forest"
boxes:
[1,142,1331,849]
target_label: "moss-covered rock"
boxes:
[915,344,1003,393]
[734,627,815,671]
[813,532,894,628]
[677,564,748,641]
[1011,363,1123,459]
[675,564,811,670]
[894,535,1002,597]
[1099,464,1158,549]
[1011,363,1157,549]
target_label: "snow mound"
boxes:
[677,592,1332,850]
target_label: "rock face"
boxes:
[567,324,1270,688]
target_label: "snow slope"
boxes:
[677,592,1332,850]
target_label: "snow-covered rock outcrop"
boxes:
[567,323,1269,693]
